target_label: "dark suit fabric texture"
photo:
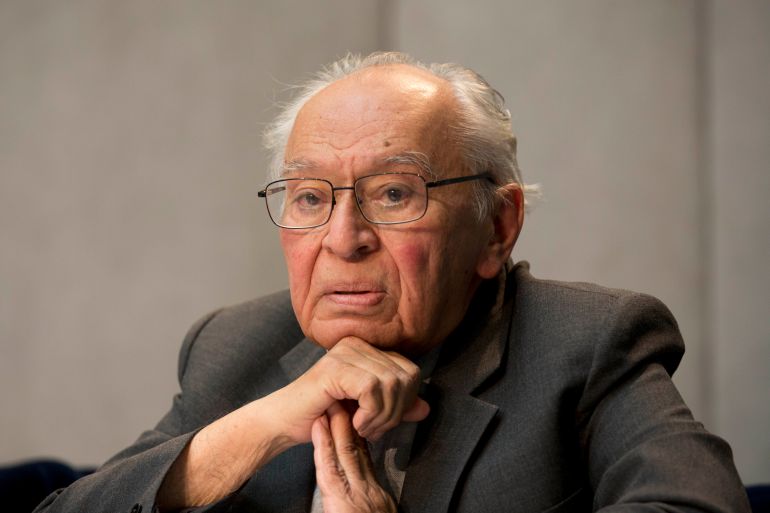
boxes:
[34,262,750,513]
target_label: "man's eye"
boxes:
[299,192,320,206]
[376,184,412,206]
[291,189,327,209]
[386,187,406,203]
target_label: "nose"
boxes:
[321,190,379,259]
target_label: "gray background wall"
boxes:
[1,0,767,485]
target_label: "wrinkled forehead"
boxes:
[285,65,460,175]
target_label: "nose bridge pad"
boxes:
[354,190,365,219]
[323,189,376,255]
[330,187,367,225]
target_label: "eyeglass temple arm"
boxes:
[258,186,287,198]
[425,172,495,188]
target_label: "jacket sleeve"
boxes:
[33,309,226,513]
[576,292,750,512]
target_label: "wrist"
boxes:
[243,395,297,457]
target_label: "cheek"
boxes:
[280,234,318,295]
[386,235,439,304]
[389,222,485,305]
[393,240,430,271]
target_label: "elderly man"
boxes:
[36,53,748,513]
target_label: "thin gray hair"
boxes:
[263,52,540,220]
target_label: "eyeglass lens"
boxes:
[264,174,429,228]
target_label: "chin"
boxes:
[307,319,410,352]
[310,325,438,361]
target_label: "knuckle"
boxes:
[361,374,379,392]
[405,361,421,380]
[406,368,421,388]
[319,445,338,468]
[341,441,360,455]
[404,368,419,386]
[380,374,400,393]
[321,449,336,467]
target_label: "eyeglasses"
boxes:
[258,172,493,229]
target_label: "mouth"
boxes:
[325,289,386,307]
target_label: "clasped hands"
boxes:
[157,336,429,512]
[284,337,430,512]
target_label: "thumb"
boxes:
[401,397,430,422]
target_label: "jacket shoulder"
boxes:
[175,290,303,398]
[508,262,684,376]
[511,261,679,334]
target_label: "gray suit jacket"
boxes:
[36,262,750,513]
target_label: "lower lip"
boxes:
[325,291,386,307]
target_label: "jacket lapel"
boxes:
[400,270,515,513]
[399,387,499,513]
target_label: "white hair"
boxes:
[263,52,540,220]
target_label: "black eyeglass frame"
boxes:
[258,171,495,229]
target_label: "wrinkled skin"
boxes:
[312,402,398,513]
[280,64,516,359]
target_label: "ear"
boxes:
[476,183,524,279]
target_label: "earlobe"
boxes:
[476,183,524,280]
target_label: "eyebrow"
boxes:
[281,159,318,175]
[280,151,436,178]
[383,151,436,179]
